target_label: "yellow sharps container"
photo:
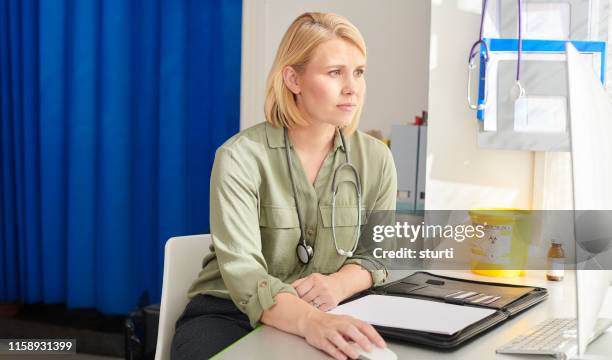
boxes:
[468,208,531,277]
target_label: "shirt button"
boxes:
[259,280,268,287]
[307,228,314,236]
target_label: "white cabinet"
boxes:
[390,124,427,212]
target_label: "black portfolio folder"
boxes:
[345,271,548,349]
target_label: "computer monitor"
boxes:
[566,42,612,357]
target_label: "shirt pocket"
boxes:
[319,205,363,255]
[259,205,300,277]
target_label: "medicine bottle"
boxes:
[546,241,565,281]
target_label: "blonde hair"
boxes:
[264,12,366,135]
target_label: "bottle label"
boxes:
[547,258,565,277]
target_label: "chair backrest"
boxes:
[155,234,212,360]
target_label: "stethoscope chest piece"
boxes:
[297,243,313,264]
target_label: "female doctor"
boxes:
[171,12,397,360]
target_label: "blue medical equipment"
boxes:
[477,39,606,122]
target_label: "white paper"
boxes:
[514,96,567,133]
[330,295,497,336]
[523,2,571,39]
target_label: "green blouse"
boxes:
[188,122,397,328]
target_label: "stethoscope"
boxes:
[283,127,362,264]
[467,0,525,111]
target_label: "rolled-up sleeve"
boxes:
[344,147,397,287]
[210,147,297,328]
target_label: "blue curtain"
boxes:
[0,0,241,314]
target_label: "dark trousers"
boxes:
[171,295,253,359]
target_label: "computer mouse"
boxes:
[349,342,398,360]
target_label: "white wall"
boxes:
[241,0,431,137]
[607,2,612,98]
[425,0,534,210]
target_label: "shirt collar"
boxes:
[265,122,346,152]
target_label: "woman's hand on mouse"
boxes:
[292,273,346,311]
[298,310,386,360]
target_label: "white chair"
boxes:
[155,234,212,360]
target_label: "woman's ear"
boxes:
[282,66,301,95]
